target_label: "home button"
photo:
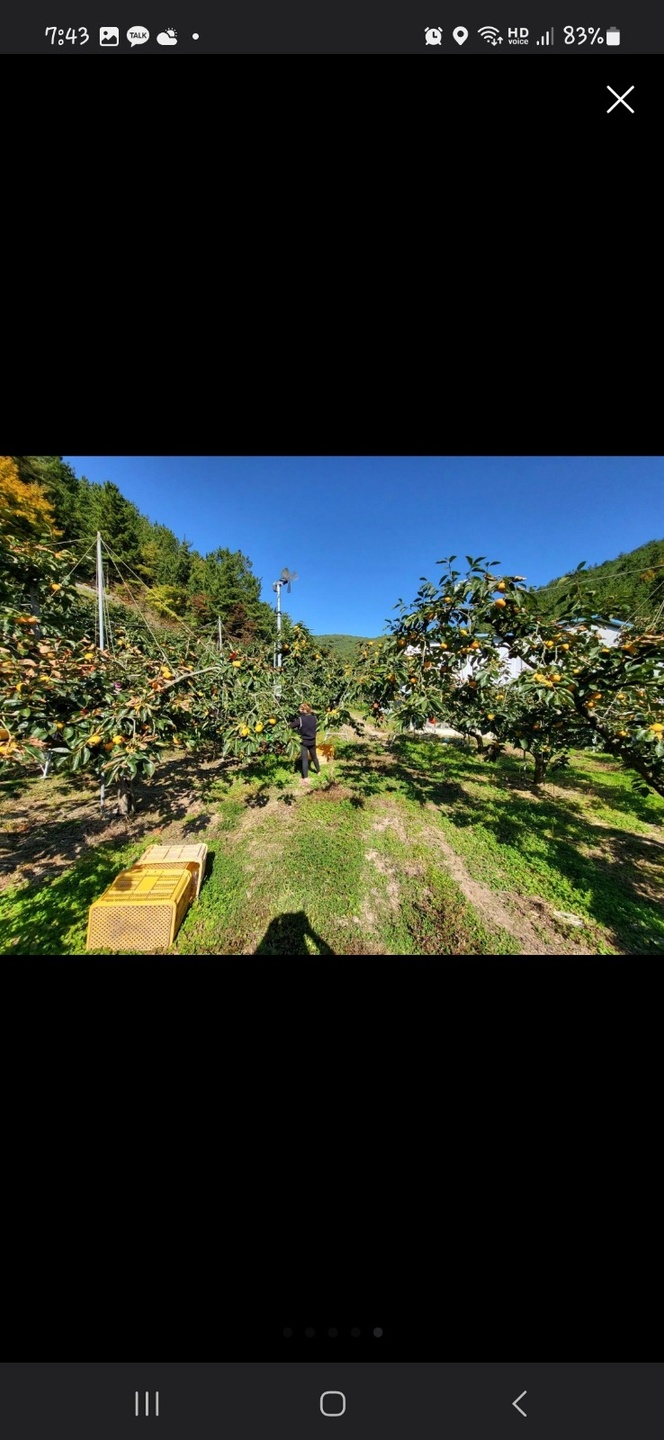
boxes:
[320,1392,346,1416]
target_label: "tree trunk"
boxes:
[115,778,135,816]
[473,731,484,753]
[26,584,42,639]
[533,753,548,786]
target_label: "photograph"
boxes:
[1,454,662,956]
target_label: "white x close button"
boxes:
[606,85,635,112]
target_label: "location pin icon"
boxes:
[453,25,468,42]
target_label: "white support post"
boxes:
[97,531,105,811]
[274,581,282,698]
[96,531,105,652]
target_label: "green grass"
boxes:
[2,731,662,955]
[385,737,664,954]
[0,838,144,955]
[178,795,367,955]
[357,827,520,955]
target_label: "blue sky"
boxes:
[64,457,664,638]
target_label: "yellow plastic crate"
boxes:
[135,843,207,898]
[86,865,194,953]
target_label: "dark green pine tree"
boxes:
[72,479,144,581]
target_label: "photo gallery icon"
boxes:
[99,26,119,43]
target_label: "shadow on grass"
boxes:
[550,758,664,826]
[181,812,213,835]
[0,845,139,956]
[254,910,336,955]
[436,785,664,953]
[245,788,270,808]
[334,735,664,953]
[198,848,216,884]
[0,752,219,884]
[0,774,42,802]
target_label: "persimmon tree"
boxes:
[359,556,664,797]
[0,536,360,808]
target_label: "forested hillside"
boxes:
[7,456,306,649]
[535,538,664,624]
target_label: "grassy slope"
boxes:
[314,634,379,661]
[535,536,664,623]
[1,730,663,956]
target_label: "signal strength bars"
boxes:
[536,26,554,43]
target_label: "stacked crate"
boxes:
[135,843,207,897]
[86,844,208,952]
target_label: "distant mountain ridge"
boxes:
[314,634,378,660]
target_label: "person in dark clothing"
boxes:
[294,702,320,781]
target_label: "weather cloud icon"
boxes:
[156,27,177,43]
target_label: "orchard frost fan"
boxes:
[278,567,298,594]
[272,567,298,695]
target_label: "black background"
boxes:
[4,957,658,1360]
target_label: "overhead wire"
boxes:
[97,541,236,659]
[100,539,172,665]
[52,533,292,670]
[98,541,242,678]
[56,536,99,588]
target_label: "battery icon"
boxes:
[606,26,620,43]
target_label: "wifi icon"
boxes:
[478,25,500,41]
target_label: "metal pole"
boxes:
[97,532,105,811]
[218,616,222,653]
[274,581,282,698]
[276,582,282,667]
[96,531,105,652]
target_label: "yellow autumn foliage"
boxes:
[0,456,59,538]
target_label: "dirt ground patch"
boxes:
[369,808,409,842]
[501,891,599,955]
[0,751,226,893]
[415,810,592,955]
[309,783,355,802]
[363,849,400,911]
